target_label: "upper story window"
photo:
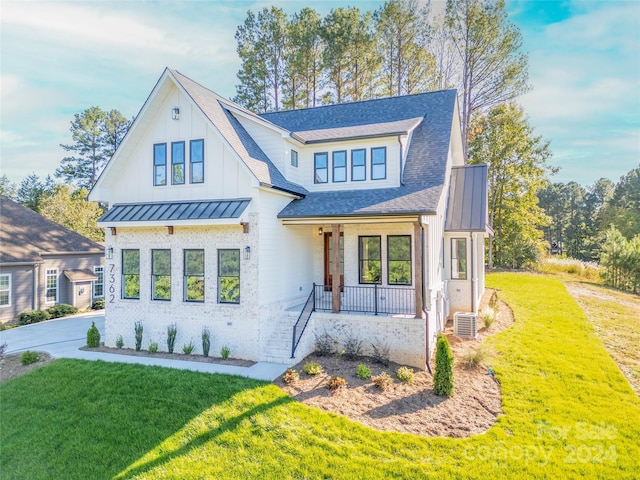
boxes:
[371,147,387,180]
[172,141,185,185]
[0,274,11,307]
[332,151,347,182]
[153,143,167,186]
[351,149,366,181]
[190,139,204,184]
[45,269,58,303]
[314,152,328,184]
[122,249,140,299]
[291,150,298,168]
[152,249,171,301]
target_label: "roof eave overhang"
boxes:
[0,260,44,267]
[98,218,246,228]
[279,212,435,225]
[40,251,103,256]
[296,130,409,145]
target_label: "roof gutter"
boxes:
[299,130,410,145]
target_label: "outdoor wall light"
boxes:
[172,107,180,120]
[106,247,114,260]
[244,245,251,260]
[317,227,323,236]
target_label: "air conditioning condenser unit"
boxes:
[454,312,477,339]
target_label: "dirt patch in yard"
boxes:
[274,289,514,438]
[0,352,55,384]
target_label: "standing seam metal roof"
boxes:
[444,164,490,232]
[99,199,251,223]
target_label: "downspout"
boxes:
[32,264,39,311]
[470,232,476,313]
[398,135,404,185]
[419,216,432,374]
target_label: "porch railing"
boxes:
[291,286,315,359]
[313,284,415,315]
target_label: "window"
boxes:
[153,143,167,186]
[451,238,467,280]
[0,274,10,307]
[190,139,204,183]
[218,249,240,303]
[122,249,140,299]
[371,147,387,180]
[172,141,185,184]
[152,249,171,300]
[351,149,366,181]
[314,152,328,184]
[332,151,347,182]
[45,269,58,303]
[388,236,412,285]
[359,236,381,284]
[184,249,205,302]
[291,149,298,168]
[93,266,104,298]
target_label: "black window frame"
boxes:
[122,249,140,300]
[151,249,171,301]
[332,150,347,183]
[218,249,240,304]
[190,139,204,184]
[314,152,328,184]
[184,249,205,303]
[351,148,366,181]
[451,238,467,280]
[291,149,298,168]
[358,236,382,284]
[371,146,387,180]
[171,141,186,185]
[153,143,167,186]
[387,235,412,285]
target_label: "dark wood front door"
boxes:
[324,232,344,290]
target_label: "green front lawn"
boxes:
[1,273,639,479]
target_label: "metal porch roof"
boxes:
[99,199,251,223]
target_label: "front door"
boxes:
[324,232,344,290]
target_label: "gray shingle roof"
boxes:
[275,90,458,218]
[444,164,490,232]
[291,117,423,144]
[0,195,103,264]
[99,199,250,223]
[170,69,307,197]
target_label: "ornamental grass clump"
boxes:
[115,335,124,349]
[167,323,177,353]
[86,321,100,348]
[183,341,195,355]
[433,334,454,397]
[201,327,211,357]
[220,345,231,360]
[148,342,158,354]
[134,321,143,351]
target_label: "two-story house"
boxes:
[88,68,490,369]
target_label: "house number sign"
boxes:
[108,263,116,303]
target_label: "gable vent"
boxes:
[454,312,477,339]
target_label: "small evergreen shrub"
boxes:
[148,342,158,353]
[396,366,414,383]
[86,322,100,348]
[372,371,392,391]
[326,375,347,392]
[115,335,124,349]
[47,304,77,319]
[134,321,143,351]
[17,310,50,325]
[283,368,299,384]
[202,327,211,357]
[356,363,371,380]
[314,331,335,356]
[167,323,177,353]
[304,361,323,375]
[344,334,363,360]
[92,298,105,309]
[182,341,195,355]
[371,340,390,366]
[220,345,231,360]
[433,334,454,397]
[20,351,39,365]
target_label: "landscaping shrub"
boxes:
[86,322,100,348]
[220,345,230,360]
[134,321,143,351]
[433,334,454,397]
[343,334,363,360]
[372,371,392,391]
[167,323,177,353]
[91,298,105,310]
[17,310,50,325]
[479,305,498,329]
[202,327,211,357]
[371,340,390,366]
[396,366,414,383]
[283,368,299,384]
[46,304,77,319]
[0,342,7,359]
[148,342,158,353]
[304,361,323,375]
[20,351,39,365]
[460,344,493,370]
[356,363,371,380]
[326,375,347,392]
[183,341,195,355]
[115,335,124,349]
[314,331,335,356]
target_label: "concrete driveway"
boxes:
[0,311,287,381]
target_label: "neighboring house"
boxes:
[0,195,105,322]
[88,68,490,369]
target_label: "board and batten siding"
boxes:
[234,114,287,175]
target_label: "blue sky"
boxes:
[1,0,638,188]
